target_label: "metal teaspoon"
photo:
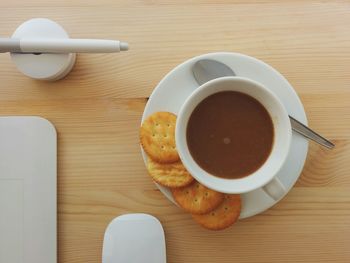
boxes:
[192,59,334,149]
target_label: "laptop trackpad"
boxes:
[0,180,23,263]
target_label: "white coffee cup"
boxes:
[176,76,292,200]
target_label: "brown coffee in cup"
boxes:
[186,91,274,179]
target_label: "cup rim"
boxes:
[175,76,292,194]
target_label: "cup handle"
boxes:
[262,177,286,201]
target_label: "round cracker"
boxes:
[147,158,194,188]
[192,194,241,231]
[140,112,179,163]
[172,181,224,214]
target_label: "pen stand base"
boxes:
[11,18,76,81]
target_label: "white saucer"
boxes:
[141,52,308,219]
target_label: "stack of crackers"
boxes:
[140,112,241,230]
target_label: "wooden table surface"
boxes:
[1,1,349,262]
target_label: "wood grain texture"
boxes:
[0,1,349,262]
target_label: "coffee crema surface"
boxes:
[186,91,274,179]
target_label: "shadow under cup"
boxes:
[175,76,292,198]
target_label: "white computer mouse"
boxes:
[102,213,166,263]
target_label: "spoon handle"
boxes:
[289,116,334,149]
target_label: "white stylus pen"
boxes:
[0,38,129,53]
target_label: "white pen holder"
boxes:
[11,18,76,81]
